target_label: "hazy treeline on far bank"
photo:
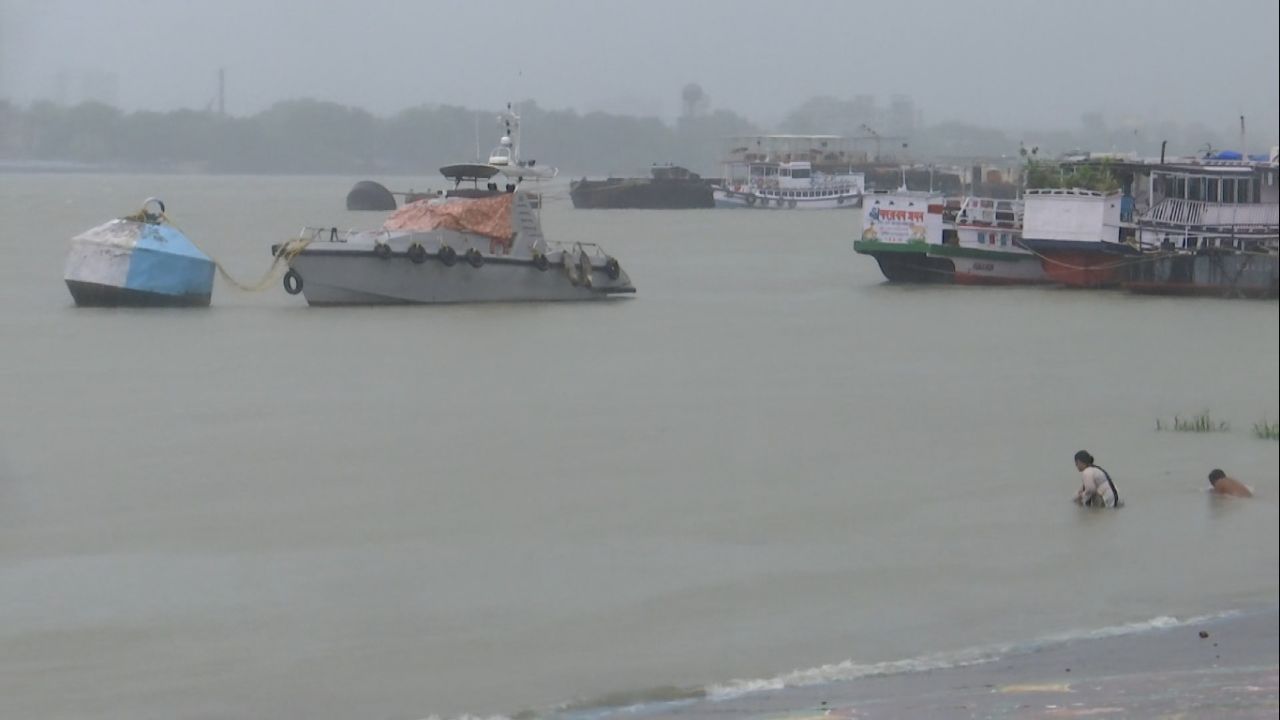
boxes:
[0,94,1259,177]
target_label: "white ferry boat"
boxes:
[712,135,865,209]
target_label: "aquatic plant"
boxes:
[1253,420,1280,440]
[1155,411,1230,433]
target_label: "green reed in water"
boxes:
[1155,411,1230,433]
[1253,420,1280,440]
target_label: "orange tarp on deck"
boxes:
[382,195,515,250]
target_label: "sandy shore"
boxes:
[600,606,1278,719]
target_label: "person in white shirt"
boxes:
[1073,450,1120,508]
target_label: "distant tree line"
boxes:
[0,97,758,176]
[0,94,1250,176]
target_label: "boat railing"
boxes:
[953,197,1023,228]
[1024,188,1109,198]
[296,226,412,246]
[546,240,611,259]
[296,225,365,243]
[1139,198,1280,232]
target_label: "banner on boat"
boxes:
[861,197,942,244]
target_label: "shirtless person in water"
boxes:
[1208,469,1253,498]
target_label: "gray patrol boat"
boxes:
[273,190,634,305]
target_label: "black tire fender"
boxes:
[438,245,458,266]
[283,269,304,295]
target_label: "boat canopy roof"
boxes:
[440,163,502,181]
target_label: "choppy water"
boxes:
[1,173,1277,719]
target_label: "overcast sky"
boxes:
[2,0,1277,135]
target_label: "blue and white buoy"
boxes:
[64,198,216,307]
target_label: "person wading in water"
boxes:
[1073,450,1120,508]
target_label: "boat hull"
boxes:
[1125,252,1279,299]
[570,180,713,209]
[1019,239,1139,288]
[284,248,634,305]
[853,241,953,283]
[928,246,1048,285]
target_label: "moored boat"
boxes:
[63,198,215,307]
[712,135,864,209]
[1020,150,1279,295]
[570,164,714,209]
[274,190,634,305]
[1121,152,1278,298]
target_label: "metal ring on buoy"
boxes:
[532,252,550,271]
[604,257,621,280]
[465,248,485,268]
[438,245,457,266]
[407,243,427,264]
[374,242,391,259]
[283,269,303,295]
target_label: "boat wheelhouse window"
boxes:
[1219,178,1234,203]
[1188,178,1202,201]
[1000,233,1010,246]
[1206,178,1219,202]
[791,168,811,179]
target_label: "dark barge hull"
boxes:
[1125,252,1279,299]
[570,179,714,209]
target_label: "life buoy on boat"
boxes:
[745,194,757,206]
[604,257,621,280]
[532,252,550,271]
[465,248,485,268]
[282,269,303,295]
[374,242,391,259]
[438,245,458,266]
[407,243,427,264]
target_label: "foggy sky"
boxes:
[2,0,1278,136]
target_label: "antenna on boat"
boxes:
[474,112,481,161]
